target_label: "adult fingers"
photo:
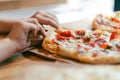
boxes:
[31,11,60,29]
[38,11,59,23]
[26,39,31,48]
[34,14,60,29]
[26,18,46,37]
[30,35,43,47]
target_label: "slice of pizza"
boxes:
[92,12,120,33]
[92,11,120,42]
[42,28,120,64]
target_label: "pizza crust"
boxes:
[42,31,58,54]
[79,54,120,64]
[58,44,120,64]
[92,14,102,30]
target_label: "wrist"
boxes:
[0,38,20,62]
[4,38,20,52]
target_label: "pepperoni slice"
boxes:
[88,43,95,47]
[92,53,98,57]
[94,38,106,45]
[100,43,112,49]
[111,17,120,23]
[93,32,101,38]
[75,30,85,38]
[83,37,91,43]
[60,30,72,37]
[56,34,70,40]
[110,31,118,41]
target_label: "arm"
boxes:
[0,11,60,62]
[0,19,17,33]
[0,18,40,62]
[0,11,60,34]
[0,38,18,62]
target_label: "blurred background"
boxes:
[0,0,117,23]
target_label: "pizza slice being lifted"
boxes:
[42,28,120,64]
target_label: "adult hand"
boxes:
[7,18,45,52]
[31,11,61,29]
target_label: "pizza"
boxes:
[92,11,120,45]
[92,11,120,33]
[42,28,120,64]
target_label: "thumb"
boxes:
[30,35,43,47]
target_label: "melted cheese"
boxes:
[97,15,120,29]
[53,29,120,57]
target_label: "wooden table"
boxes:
[0,0,66,11]
[1,17,120,80]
